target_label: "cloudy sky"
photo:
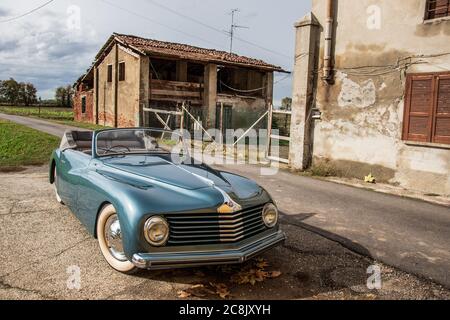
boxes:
[0,0,310,103]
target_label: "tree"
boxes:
[0,78,37,105]
[55,85,74,108]
[281,97,292,111]
[66,85,74,108]
[0,78,20,104]
[18,82,37,106]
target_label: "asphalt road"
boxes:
[0,113,87,137]
[0,113,449,293]
[215,164,450,288]
[0,166,448,299]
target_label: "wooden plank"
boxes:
[268,156,289,164]
[151,79,202,90]
[272,110,292,115]
[151,89,201,98]
[143,108,183,116]
[148,96,203,104]
[270,134,291,142]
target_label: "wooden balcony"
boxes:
[150,79,203,104]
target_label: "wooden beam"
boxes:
[270,134,291,142]
[151,89,201,98]
[143,107,183,116]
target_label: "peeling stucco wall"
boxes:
[309,0,450,195]
[336,72,377,109]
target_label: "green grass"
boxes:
[0,119,60,170]
[0,106,73,120]
[53,119,108,130]
[0,106,108,130]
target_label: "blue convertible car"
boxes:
[49,128,286,273]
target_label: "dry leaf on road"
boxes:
[177,290,192,298]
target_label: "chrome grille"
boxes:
[165,205,267,245]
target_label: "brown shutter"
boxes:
[433,74,450,144]
[107,65,113,82]
[403,75,434,142]
[119,62,125,81]
[426,0,450,20]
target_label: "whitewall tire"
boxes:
[54,166,64,205]
[97,204,138,274]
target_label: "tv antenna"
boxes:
[225,9,248,53]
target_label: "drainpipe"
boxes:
[323,0,334,83]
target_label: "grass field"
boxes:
[0,106,107,130]
[0,119,60,171]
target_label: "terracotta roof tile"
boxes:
[113,33,286,72]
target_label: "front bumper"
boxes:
[131,230,286,270]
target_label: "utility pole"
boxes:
[226,8,248,53]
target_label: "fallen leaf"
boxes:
[177,290,191,299]
[191,284,205,289]
[210,282,231,299]
[268,271,282,278]
[256,260,270,269]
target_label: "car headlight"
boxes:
[144,216,169,246]
[262,203,278,228]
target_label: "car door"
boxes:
[59,149,91,212]
[57,150,74,207]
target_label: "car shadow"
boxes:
[129,211,379,300]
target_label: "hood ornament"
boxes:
[215,187,242,214]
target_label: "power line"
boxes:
[146,0,227,35]
[0,0,54,23]
[144,0,292,61]
[100,0,224,49]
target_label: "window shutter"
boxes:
[107,65,113,82]
[426,0,450,20]
[119,62,125,81]
[433,75,450,144]
[403,75,434,142]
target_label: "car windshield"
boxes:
[95,129,183,157]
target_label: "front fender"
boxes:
[81,167,224,261]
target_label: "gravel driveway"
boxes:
[0,166,448,300]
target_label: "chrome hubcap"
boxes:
[104,214,127,261]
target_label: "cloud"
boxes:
[0,7,99,98]
[0,7,10,17]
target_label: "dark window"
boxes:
[217,67,265,98]
[425,0,450,20]
[215,104,233,132]
[119,62,125,81]
[149,58,177,81]
[81,96,86,114]
[107,65,113,83]
[187,62,204,83]
[403,72,450,145]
